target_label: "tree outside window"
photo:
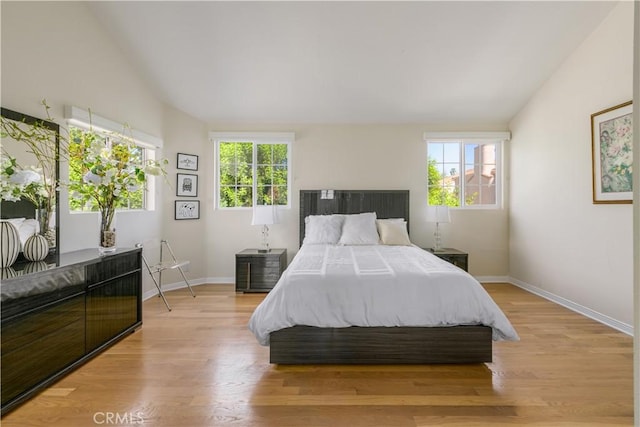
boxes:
[217,138,290,208]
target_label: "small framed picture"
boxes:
[176,173,198,197]
[177,153,198,171]
[175,200,200,220]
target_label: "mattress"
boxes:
[248,244,519,345]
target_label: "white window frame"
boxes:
[211,132,294,210]
[65,106,162,212]
[424,131,510,209]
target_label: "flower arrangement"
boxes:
[1,104,59,245]
[68,126,167,251]
[0,160,47,203]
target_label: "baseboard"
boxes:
[142,277,234,301]
[508,276,633,336]
[474,276,510,283]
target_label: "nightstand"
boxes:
[235,249,287,292]
[425,248,468,272]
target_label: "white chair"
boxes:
[136,239,195,311]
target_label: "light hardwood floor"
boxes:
[2,283,633,426]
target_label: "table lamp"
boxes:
[252,205,279,252]
[426,205,451,252]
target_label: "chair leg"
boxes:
[163,240,195,298]
[177,265,196,298]
[150,272,172,311]
[140,250,172,311]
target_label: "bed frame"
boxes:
[269,189,493,364]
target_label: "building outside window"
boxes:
[425,132,509,208]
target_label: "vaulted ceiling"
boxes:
[88,1,617,125]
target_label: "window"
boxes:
[68,125,153,212]
[212,132,293,209]
[65,106,162,213]
[425,132,509,208]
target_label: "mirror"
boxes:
[1,108,60,265]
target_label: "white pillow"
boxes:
[6,218,26,228]
[375,218,404,237]
[377,219,411,246]
[303,215,344,245]
[338,212,379,245]
[18,219,39,246]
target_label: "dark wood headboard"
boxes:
[1,199,38,219]
[299,190,410,247]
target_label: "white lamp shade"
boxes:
[252,205,279,226]
[426,205,451,223]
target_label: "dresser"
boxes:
[235,249,287,292]
[1,247,142,415]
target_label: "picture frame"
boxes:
[591,101,633,204]
[176,173,198,197]
[175,200,200,220]
[177,153,198,171]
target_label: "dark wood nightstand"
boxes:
[425,248,468,272]
[235,249,287,292]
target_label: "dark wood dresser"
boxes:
[1,247,142,415]
[235,248,287,292]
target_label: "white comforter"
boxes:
[248,244,519,345]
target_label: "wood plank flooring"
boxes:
[1,283,633,426]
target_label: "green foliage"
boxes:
[219,142,253,207]
[219,142,288,207]
[427,158,459,207]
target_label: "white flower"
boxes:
[126,182,140,192]
[83,171,102,185]
[1,190,20,202]
[9,169,42,186]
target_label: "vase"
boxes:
[99,211,117,254]
[23,233,49,262]
[37,208,56,248]
[1,221,20,268]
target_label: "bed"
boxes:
[248,190,518,364]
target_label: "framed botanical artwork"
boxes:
[175,200,200,220]
[177,153,198,171]
[176,173,198,197]
[591,101,633,204]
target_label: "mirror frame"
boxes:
[1,107,60,262]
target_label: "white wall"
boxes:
[203,123,510,280]
[158,105,210,284]
[1,2,168,293]
[509,3,634,326]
